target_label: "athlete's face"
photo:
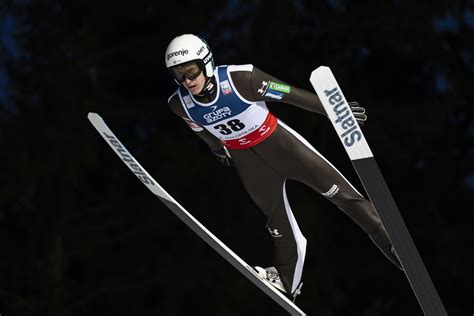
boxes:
[171,61,206,95]
[182,73,206,95]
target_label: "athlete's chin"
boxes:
[188,86,201,95]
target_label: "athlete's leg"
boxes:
[230,148,307,294]
[254,122,402,269]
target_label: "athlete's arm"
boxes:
[168,94,224,151]
[230,65,327,116]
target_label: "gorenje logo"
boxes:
[102,132,155,186]
[167,49,189,60]
[324,87,362,147]
[204,106,231,123]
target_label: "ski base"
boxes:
[87,112,306,316]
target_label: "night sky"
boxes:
[0,1,473,315]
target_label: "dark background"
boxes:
[1,0,473,315]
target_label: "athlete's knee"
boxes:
[272,231,307,262]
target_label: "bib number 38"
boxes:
[214,119,245,135]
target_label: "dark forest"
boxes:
[0,1,472,315]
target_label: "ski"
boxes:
[87,112,306,316]
[309,67,447,316]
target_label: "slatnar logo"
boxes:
[324,87,362,147]
[102,132,154,186]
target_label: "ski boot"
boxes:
[255,266,303,302]
[368,225,403,270]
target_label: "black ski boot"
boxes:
[368,225,403,270]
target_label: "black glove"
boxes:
[211,147,233,167]
[349,101,367,126]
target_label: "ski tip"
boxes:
[315,65,329,71]
[87,112,101,121]
[310,65,331,80]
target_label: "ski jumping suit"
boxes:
[168,64,401,295]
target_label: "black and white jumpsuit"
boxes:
[167,64,401,295]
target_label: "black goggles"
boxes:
[169,61,203,82]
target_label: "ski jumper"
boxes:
[167,64,400,294]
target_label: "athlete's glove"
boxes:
[349,101,367,126]
[211,147,233,167]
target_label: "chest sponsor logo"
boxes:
[220,80,233,95]
[183,95,194,108]
[204,106,232,123]
[324,87,362,147]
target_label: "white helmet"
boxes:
[165,34,214,78]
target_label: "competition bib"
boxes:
[178,65,277,149]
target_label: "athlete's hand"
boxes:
[211,147,233,167]
[349,101,367,126]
